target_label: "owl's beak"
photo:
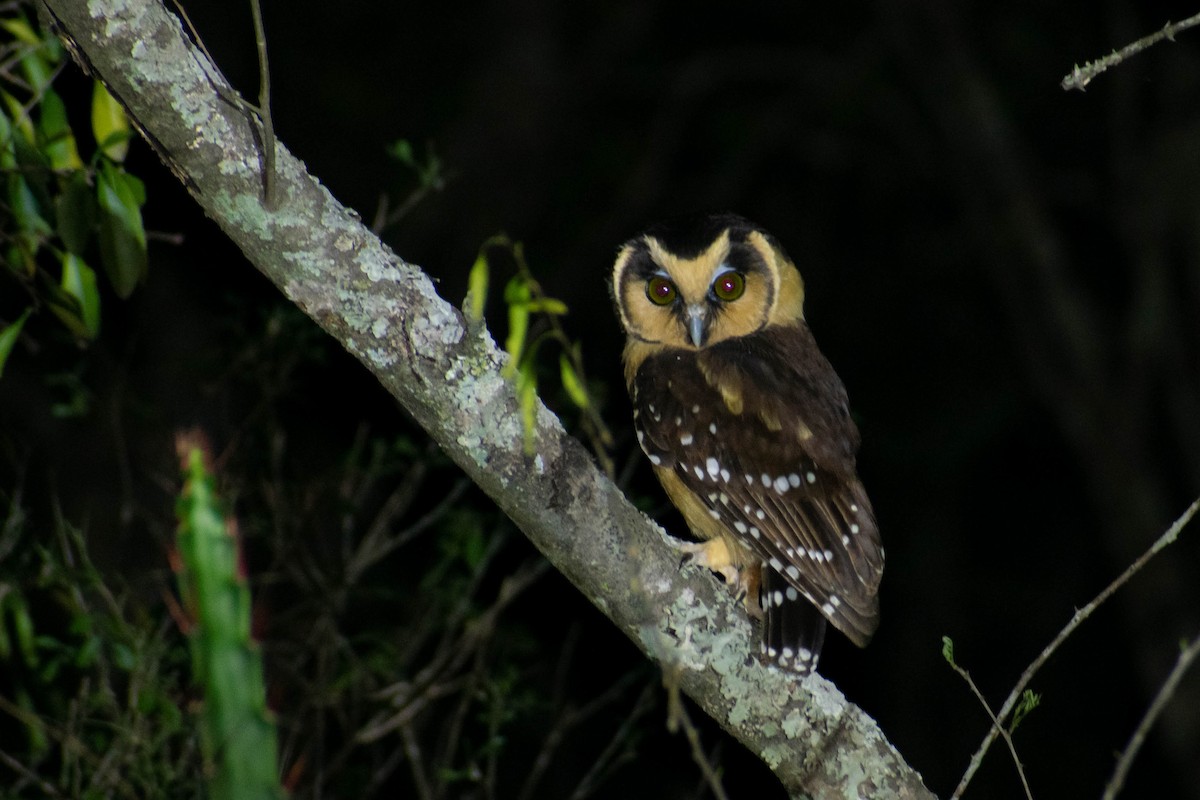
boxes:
[686,305,707,347]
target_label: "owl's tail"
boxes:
[760,567,828,675]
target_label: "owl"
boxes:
[610,213,883,674]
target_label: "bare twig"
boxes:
[944,659,1033,800]
[1061,12,1200,91]
[664,667,730,800]
[1103,632,1200,800]
[518,669,649,800]
[952,496,1200,798]
[400,723,435,800]
[248,0,275,208]
[568,682,657,800]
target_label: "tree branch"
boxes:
[39,0,933,795]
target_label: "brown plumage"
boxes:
[610,213,883,673]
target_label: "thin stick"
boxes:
[945,660,1032,800]
[1102,631,1200,800]
[951,496,1200,799]
[664,667,730,800]
[248,0,275,209]
[1061,13,1200,91]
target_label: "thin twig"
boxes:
[0,748,65,798]
[170,0,274,205]
[248,0,275,209]
[944,660,1033,800]
[518,669,648,800]
[952,496,1200,798]
[664,667,730,800]
[400,723,435,800]
[1103,631,1200,800]
[568,681,657,800]
[1061,12,1200,91]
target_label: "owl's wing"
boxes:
[633,323,883,652]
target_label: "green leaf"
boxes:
[0,309,32,378]
[91,81,130,163]
[7,174,52,243]
[96,162,147,298]
[1,17,52,92]
[387,138,415,167]
[0,105,14,168]
[60,252,101,339]
[941,635,955,665]
[0,90,35,148]
[465,250,489,323]
[4,243,34,280]
[0,17,40,45]
[11,134,54,228]
[7,593,38,668]
[502,277,530,379]
[517,361,538,455]
[1009,689,1041,733]
[37,89,82,171]
[56,171,96,255]
[526,297,568,315]
[559,354,590,410]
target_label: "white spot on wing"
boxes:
[806,471,817,484]
[773,476,789,494]
[705,457,719,479]
[680,433,693,446]
[648,454,661,465]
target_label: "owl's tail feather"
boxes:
[760,567,827,675]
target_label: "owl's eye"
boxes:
[712,271,745,302]
[646,276,677,306]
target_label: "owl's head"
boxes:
[610,213,805,349]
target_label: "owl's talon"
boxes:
[676,539,739,586]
